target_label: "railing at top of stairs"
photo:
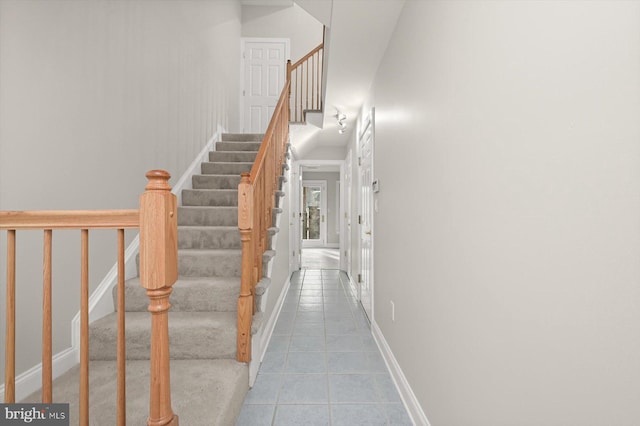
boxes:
[289,42,324,124]
[1,170,179,426]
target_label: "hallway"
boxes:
[236,269,413,425]
[301,248,340,269]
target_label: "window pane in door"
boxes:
[303,186,321,240]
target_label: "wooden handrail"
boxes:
[0,210,139,229]
[1,170,178,426]
[289,42,324,123]
[237,71,291,364]
[291,43,323,69]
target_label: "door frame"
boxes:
[291,160,346,270]
[358,108,375,321]
[344,149,353,276]
[239,37,290,133]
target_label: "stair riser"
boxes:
[209,152,257,163]
[116,283,239,312]
[192,175,241,190]
[89,320,236,361]
[179,252,241,277]
[222,133,264,142]
[216,141,262,152]
[182,190,238,207]
[136,251,241,277]
[201,162,252,175]
[178,207,238,227]
[179,228,241,249]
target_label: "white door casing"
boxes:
[290,163,301,272]
[344,149,353,274]
[359,109,374,322]
[241,38,290,133]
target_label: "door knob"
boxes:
[365,231,372,235]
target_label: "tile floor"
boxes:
[301,248,340,269]
[236,269,413,426]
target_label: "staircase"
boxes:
[22,133,281,425]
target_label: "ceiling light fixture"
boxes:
[335,111,347,134]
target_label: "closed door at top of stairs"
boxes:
[241,38,289,133]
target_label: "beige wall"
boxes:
[0,0,241,383]
[359,1,640,424]
[241,3,323,63]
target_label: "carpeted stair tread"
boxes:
[222,133,264,142]
[89,311,239,360]
[178,206,238,226]
[178,225,240,249]
[117,276,239,312]
[216,141,261,152]
[182,189,239,207]
[255,277,271,296]
[209,151,257,163]
[21,359,248,426]
[201,161,253,175]
[178,249,241,277]
[192,174,242,190]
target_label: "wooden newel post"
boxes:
[237,173,254,363]
[139,170,179,426]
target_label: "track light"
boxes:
[335,111,347,134]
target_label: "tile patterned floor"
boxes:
[237,269,413,426]
[301,248,340,269]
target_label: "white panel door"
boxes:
[242,39,288,133]
[359,112,374,322]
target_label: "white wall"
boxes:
[0,0,241,383]
[241,3,323,63]
[362,1,640,425]
[264,178,291,321]
[298,145,346,161]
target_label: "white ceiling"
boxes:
[290,0,406,156]
[239,0,294,6]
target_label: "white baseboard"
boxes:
[346,273,358,299]
[173,125,223,206]
[249,274,291,387]
[0,347,77,403]
[372,321,431,426]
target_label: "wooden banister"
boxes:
[1,170,178,426]
[237,76,291,363]
[289,42,324,123]
[237,41,326,362]
[0,210,139,230]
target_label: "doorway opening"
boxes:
[290,161,345,271]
